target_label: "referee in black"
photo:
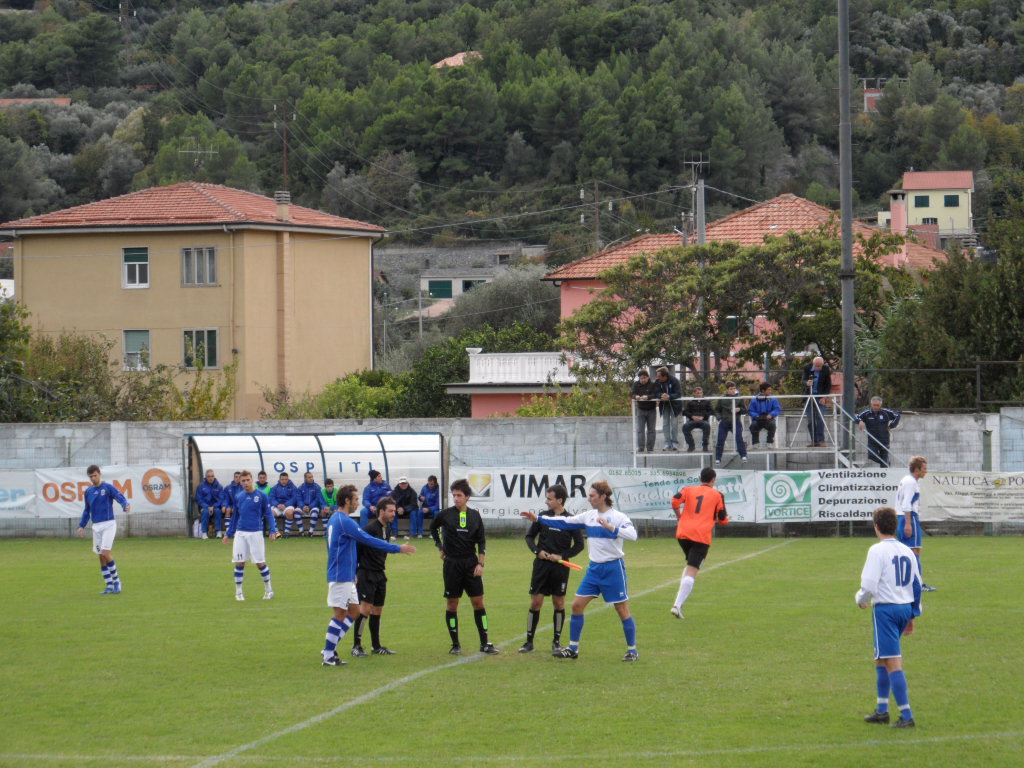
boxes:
[351,496,399,657]
[520,484,584,654]
[430,478,498,655]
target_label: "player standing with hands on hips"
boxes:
[224,470,279,600]
[857,505,922,728]
[77,465,130,594]
[521,481,639,661]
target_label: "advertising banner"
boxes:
[0,471,38,518]
[33,465,183,519]
[758,469,903,523]
[922,472,1024,522]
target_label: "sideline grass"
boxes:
[1,535,1021,768]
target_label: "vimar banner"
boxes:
[921,472,1024,522]
[33,465,182,519]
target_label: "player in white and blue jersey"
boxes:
[77,464,131,594]
[223,470,279,601]
[521,480,639,662]
[320,485,416,667]
[856,506,922,728]
[896,456,935,591]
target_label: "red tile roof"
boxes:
[902,171,974,191]
[545,194,946,279]
[1,183,385,233]
[0,97,72,108]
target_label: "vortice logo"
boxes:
[763,472,813,520]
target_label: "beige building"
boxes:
[879,170,975,250]
[1,183,385,418]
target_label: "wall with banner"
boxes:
[456,467,1024,523]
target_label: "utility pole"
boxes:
[839,0,856,454]
[274,105,295,191]
[682,154,711,382]
[580,185,603,251]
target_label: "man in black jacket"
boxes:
[802,356,832,447]
[390,477,418,538]
[655,366,683,451]
[519,484,585,654]
[714,381,748,465]
[682,385,714,453]
[630,370,658,452]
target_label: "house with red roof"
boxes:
[879,171,975,250]
[1,183,385,418]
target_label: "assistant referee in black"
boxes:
[520,484,585,654]
[430,478,498,655]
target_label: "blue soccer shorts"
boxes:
[872,602,914,659]
[896,512,921,548]
[576,559,629,604]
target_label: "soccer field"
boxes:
[1,535,1021,768]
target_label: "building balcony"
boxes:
[465,349,576,385]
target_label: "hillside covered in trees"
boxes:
[2,0,1024,256]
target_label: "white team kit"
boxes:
[856,538,922,608]
[895,475,921,516]
[92,519,117,554]
[327,582,359,608]
[541,508,637,562]
[232,530,266,564]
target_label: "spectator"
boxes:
[714,381,748,465]
[194,469,224,539]
[655,366,683,451]
[856,397,901,468]
[630,370,658,453]
[361,470,393,526]
[802,355,832,447]
[748,382,783,449]
[681,386,714,453]
[391,477,418,538]
[269,472,298,536]
[295,471,323,536]
[417,475,440,538]
[255,471,271,495]
[220,471,243,536]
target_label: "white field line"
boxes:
[190,539,796,768]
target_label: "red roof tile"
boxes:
[0,97,72,108]
[902,171,974,191]
[1,182,384,233]
[545,194,946,279]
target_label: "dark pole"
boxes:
[838,0,856,453]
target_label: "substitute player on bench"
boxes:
[519,484,584,654]
[669,466,729,618]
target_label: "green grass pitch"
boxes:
[1,535,1021,768]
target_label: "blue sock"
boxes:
[100,563,112,586]
[259,564,271,586]
[234,565,244,589]
[889,670,912,721]
[107,560,119,585]
[875,666,890,714]
[568,613,584,649]
[622,616,637,650]
[309,510,319,531]
[324,617,352,656]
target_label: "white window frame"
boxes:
[182,246,218,286]
[123,330,151,371]
[122,247,149,289]
[183,328,218,369]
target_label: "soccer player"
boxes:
[270,472,298,536]
[669,467,729,618]
[321,486,415,667]
[295,471,323,536]
[351,496,403,656]
[856,505,922,728]
[194,469,224,539]
[77,464,131,594]
[896,456,935,591]
[220,471,243,536]
[430,478,499,656]
[521,481,639,661]
[519,484,584,654]
[223,470,279,601]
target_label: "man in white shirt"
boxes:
[895,456,935,591]
[521,481,639,661]
[856,506,922,728]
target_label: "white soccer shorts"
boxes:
[92,519,117,554]
[232,530,266,564]
[327,581,359,608]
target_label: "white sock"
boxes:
[674,575,695,608]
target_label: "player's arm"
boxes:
[888,409,901,430]
[524,520,541,554]
[343,516,407,553]
[474,513,486,566]
[855,550,881,607]
[613,518,638,541]
[78,497,90,534]
[671,489,684,517]
[716,499,729,526]
[430,512,444,553]
[111,484,131,513]
[262,496,279,539]
[533,511,588,530]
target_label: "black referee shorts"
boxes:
[529,559,570,596]
[678,538,710,570]
[356,568,387,606]
[443,556,484,599]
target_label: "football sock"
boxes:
[108,560,119,585]
[446,610,459,646]
[622,616,637,649]
[568,613,584,649]
[234,565,244,589]
[324,617,352,658]
[889,670,912,720]
[309,510,318,532]
[526,610,540,643]
[100,562,112,587]
[258,564,271,591]
[369,614,381,649]
[352,614,365,647]
[284,516,293,534]
[875,666,890,713]
[553,609,565,644]
[474,608,489,645]
[674,574,695,609]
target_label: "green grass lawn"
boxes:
[1,535,1021,768]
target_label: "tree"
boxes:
[443,264,561,337]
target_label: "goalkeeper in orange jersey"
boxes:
[669,466,729,618]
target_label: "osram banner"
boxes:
[757,469,905,523]
[458,467,757,521]
[921,472,1024,522]
[33,465,181,519]
[0,471,38,518]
